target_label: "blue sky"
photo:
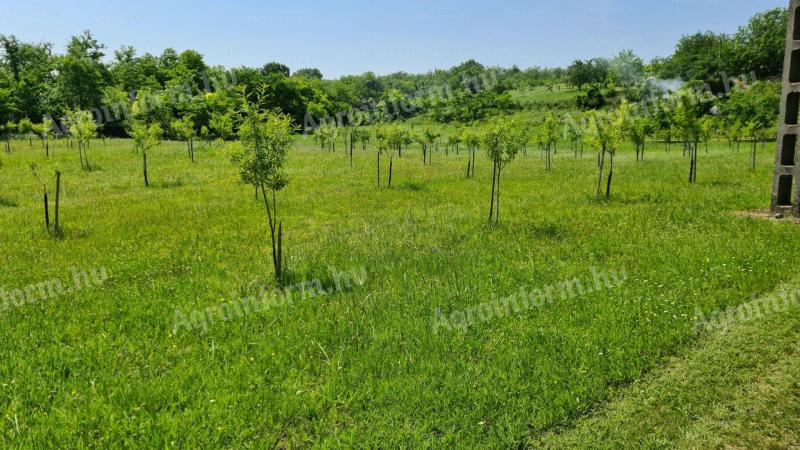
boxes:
[0,0,788,78]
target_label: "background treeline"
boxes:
[0,7,788,139]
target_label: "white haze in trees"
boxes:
[648,77,686,94]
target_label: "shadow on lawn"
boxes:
[0,196,18,207]
[237,265,368,299]
[154,178,186,189]
[400,181,427,192]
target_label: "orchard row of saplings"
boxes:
[1,87,768,283]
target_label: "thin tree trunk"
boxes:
[83,143,90,170]
[259,183,279,282]
[44,191,50,231]
[377,152,381,187]
[54,171,61,234]
[471,149,476,176]
[143,151,149,187]
[546,145,551,171]
[606,152,614,198]
[596,148,606,198]
[388,158,393,187]
[489,159,497,222]
[495,167,501,224]
[277,221,283,284]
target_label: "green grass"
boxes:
[0,137,796,448]
[533,278,800,449]
[509,85,581,106]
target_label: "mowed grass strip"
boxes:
[532,278,800,449]
[0,137,797,447]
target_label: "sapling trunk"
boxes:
[83,143,90,170]
[489,159,497,222]
[688,141,698,183]
[596,148,606,198]
[545,145,551,171]
[495,167,501,224]
[143,150,149,187]
[258,183,281,282]
[388,158,393,187]
[471,149,476,177]
[277,221,283,284]
[377,151,381,187]
[54,171,61,234]
[605,152,614,198]
[44,191,50,230]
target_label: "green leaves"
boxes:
[541,113,561,146]
[584,110,623,153]
[479,118,520,169]
[130,121,162,152]
[170,115,195,141]
[375,124,407,156]
[231,86,296,191]
[64,109,98,144]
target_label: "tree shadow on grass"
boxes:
[0,197,18,207]
[154,178,185,189]
[48,227,92,240]
[614,193,664,205]
[523,221,566,240]
[238,265,368,300]
[400,181,426,192]
[707,180,743,188]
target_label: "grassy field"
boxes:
[1,136,797,448]
[534,278,800,449]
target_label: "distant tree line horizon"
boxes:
[0,7,788,138]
